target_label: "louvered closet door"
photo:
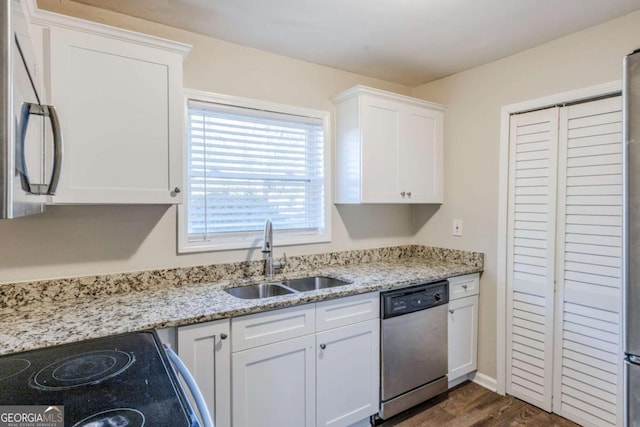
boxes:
[506,107,559,411]
[553,96,623,427]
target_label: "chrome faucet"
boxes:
[261,219,285,277]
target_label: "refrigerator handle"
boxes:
[17,103,63,196]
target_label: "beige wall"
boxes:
[412,10,640,382]
[0,0,416,283]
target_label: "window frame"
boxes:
[178,89,332,253]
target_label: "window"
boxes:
[179,90,331,252]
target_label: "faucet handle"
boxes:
[273,252,287,271]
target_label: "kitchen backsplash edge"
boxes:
[0,245,483,309]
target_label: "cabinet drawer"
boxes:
[448,273,479,300]
[316,293,379,332]
[232,305,315,352]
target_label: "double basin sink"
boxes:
[225,276,350,299]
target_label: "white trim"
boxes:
[501,80,621,114]
[178,89,332,254]
[496,108,510,396]
[183,89,330,120]
[471,372,498,393]
[331,85,445,111]
[23,0,191,56]
[448,374,472,389]
[346,419,371,427]
[496,80,622,395]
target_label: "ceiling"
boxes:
[69,0,640,86]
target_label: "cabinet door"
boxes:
[48,26,183,204]
[316,319,380,427]
[399,105,443,203]
[448,295,478,381]
[233,335,316,427]
[178,320,231,427]
[360,95,401,202]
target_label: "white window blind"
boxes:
[184,98,327,250]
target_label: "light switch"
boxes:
[452,219,463,236]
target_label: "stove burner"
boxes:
[31,350,134,390]
[0,358,31,381]
[72,408,145,427]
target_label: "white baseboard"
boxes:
[448,374,470,389]
[471,372,498,393]
[348,418,371,427]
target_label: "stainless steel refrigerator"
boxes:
[625,49,640,427]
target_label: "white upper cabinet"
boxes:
[333,86,444,204]
[40,17,190,204]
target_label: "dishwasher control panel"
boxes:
[381,280,449,319]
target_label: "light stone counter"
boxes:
[0,245,483,356]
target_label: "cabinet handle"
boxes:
[449,309,455,314]
[400,191,406,197]
[407,191,412,197]
[320,343,326,350]
[220,333,228,340]
[462,284,468,290]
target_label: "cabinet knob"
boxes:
[220,333,228,340]
[407,191,412,197]
[449,309,455,314]
[320,343,326,350]
[462,284,468,290]
[171,187,181,197]
[400,191,406,197]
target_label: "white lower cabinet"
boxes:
[448,295,478,380]
[232,335,316,427]
[447,273,480,385]
[316,319,379,427]
[232,293,380,427]
[177,319,231,427]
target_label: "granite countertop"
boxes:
[0,246,483,356]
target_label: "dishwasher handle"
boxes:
[165,344,214,427]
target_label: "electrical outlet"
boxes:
[452,219,463,236]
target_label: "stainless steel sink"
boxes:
[225,283,295,299]
[281,276,350,292]
[225,276,351,299]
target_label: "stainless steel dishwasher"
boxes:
[377,280,449,421]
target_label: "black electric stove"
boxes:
[0,330,199,427]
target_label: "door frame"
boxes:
[496,80,621,395]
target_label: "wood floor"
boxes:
[377,381,580,427]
